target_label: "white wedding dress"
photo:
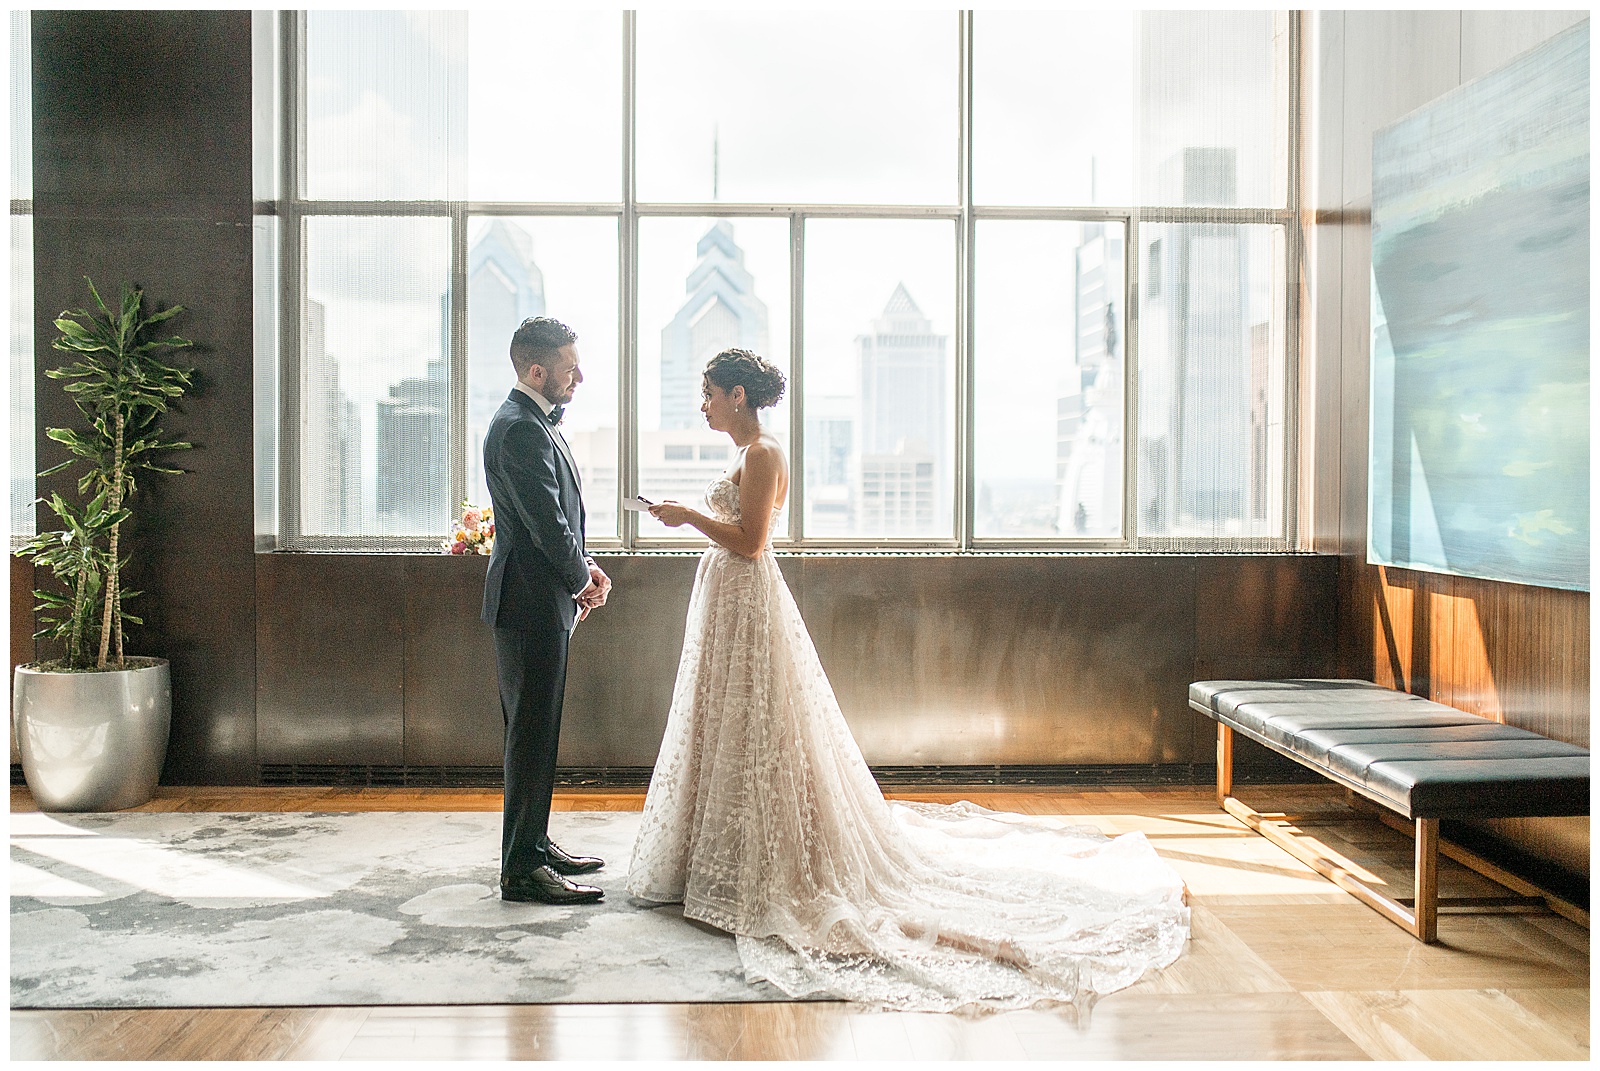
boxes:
[626,478,1189,1012]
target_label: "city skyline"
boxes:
[10,11,1289,545]
[304,194,1274,542]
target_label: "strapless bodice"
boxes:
[705,477,782,525]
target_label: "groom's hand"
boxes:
[575,578,601,623]
[574,562,609,621]
[585,562,611,607]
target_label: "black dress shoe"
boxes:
[501,865,603,904]
[544,840,604,876]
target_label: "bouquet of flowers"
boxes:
[443,502,494,555]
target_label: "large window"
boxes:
[260,10,1300,551]
[10,11,32,547]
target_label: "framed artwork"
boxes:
[1368,24,1589,591]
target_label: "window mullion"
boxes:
[955,10,975,550]
[448,204,467,518]
[787,212,805,544]
[1284,9,1305,548]
[619,9,639,551]
[1123,215,1141,548]
[274,10,1298,554]
[277,9,304,547]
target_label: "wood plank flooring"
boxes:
[10,784,1589,1061]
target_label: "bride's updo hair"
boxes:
[704,348,786,409]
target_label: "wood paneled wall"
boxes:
[1338,560,1590,876]
[1340,564,1589,746]
[1312,12,1592,879]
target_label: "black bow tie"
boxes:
[547,404,565,426]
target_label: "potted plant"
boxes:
[12,279,194,811]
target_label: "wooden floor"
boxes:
[10,783,1590,1061]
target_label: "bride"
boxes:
[627,349,1188,1012]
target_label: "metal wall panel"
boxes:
[395,553,704,768]
[796,556,1201,766]
[559,555,699,766]
[256,553,1340,772]
[256,555,405,765]
[1194,554,1341,766]
[401,555,501,766]
[400,554,787,768]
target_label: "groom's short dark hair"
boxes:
[510,317,578,376]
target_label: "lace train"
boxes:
[627,479,1189,1011]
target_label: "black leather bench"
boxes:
[1189,678,1590,942]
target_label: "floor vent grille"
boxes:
[248,763,1322,790]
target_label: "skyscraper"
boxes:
[467,220,546,504]
[634,222,773,533]
[1136,146,1262,537]
[658,222,768,430]
[855,284,947,535]
[300,299,363,535]
[803,393,854,534]
[375,356,448,534]
[1056,222,1125,537]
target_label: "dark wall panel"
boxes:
[256,555,404,766]
[30,11,257,784]
[402,555,501,767]
[1194,554,1342,773]
[798,556,1200,766]
[260,552,1338,774]
[558,555,700,766]
[32,13,251,204]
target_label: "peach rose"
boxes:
[462,508,482,533]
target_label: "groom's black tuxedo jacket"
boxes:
[480,389,589,635]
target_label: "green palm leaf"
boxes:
[19,279,197,669]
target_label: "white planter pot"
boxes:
[12,658,171,812]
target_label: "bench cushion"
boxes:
[1216,697,1450,736]
[1293,722,1547,764]
[1189,679,1417,718]
[1191,678,1590,820]
[1325,738,1588,782]
[1254,708,1488,749]
[1363,756,1593,819]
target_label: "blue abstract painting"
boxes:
[1368,25,1589,591]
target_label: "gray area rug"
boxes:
[10,810,788,1008]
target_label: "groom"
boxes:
[482,316,612,905]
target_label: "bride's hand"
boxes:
[649,500,693,528]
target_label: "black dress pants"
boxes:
[493,622,569,880]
